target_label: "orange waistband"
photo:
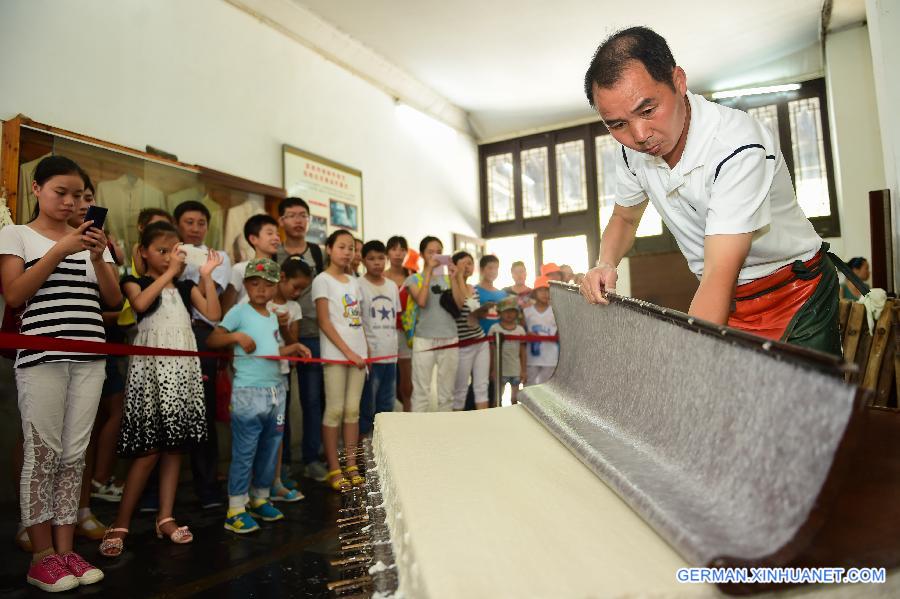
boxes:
[734,250,824,300]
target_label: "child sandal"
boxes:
[343,465,365,487]
[155,517,193,544]
[327,469,352,492]
[99,528,129,558]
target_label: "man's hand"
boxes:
[580,202,645,305]
[580,263,618,305]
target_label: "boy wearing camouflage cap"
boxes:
[207,259,310,534]
[488,295,527,405]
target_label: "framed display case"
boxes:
[0,115,286,265]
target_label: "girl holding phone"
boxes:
[0,156,121,591]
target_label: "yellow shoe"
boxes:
[327,469,351,492]
[343,465,365,487]
[75,513,108,541]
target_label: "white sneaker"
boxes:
[90,478,123,502]
[303,461,329,482]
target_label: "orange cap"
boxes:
[540,263,561,277]
[533,275,550,290]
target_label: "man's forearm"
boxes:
[689,233,753,325]
[598,211,639,267]
[688,276,736,325]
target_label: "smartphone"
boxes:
[181,244,209,267]
[83,205,108,231]
[435,255,452,266]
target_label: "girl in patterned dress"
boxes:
[100,222,222,557]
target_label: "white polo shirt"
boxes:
[616,91,821,284]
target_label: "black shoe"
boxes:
[199,492,225,509]
[138,494,159,513]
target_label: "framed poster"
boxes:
[283,145,363,240]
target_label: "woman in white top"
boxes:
[0,156,121,591]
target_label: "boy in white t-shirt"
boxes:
[357,241,401,436]
[523,276,558,386]
[225,214,281,308]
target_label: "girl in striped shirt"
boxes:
[450,251,493,411]
[0,156,121,592]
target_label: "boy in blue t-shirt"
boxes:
[207,259,310,533]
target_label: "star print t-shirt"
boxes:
[311,271,368,362]
[358,277,401,364]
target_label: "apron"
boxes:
[727,243,844,357]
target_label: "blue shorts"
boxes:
[501,376,521,388]
[101,356,126,397]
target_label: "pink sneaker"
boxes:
[60,551,104,585]
[26,554,78,592]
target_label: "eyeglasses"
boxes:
[282,212,309,221]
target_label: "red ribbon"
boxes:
[424,334,559,352]
[0,332,396,365]
[0,332,559,365]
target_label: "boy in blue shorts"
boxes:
[207,259,310,533]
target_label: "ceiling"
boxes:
[294,0,827,140]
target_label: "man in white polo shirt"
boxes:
[580,26,842,356]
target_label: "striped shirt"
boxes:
[0,225,113,368]
[455,299,485,342]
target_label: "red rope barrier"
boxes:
[0,332,558,365]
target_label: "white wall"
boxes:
[823,24,885,261]
[0,0,480,250]
[866,0,900,286]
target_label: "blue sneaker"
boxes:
[270,486,304,503]
[247,500,284,522]
[281,477,299,491]
[224,511,260,534]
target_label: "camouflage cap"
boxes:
[498,295,520,313]
[244,258,280,283]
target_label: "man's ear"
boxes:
[672,66,687,96]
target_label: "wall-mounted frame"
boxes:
[283,144,363,240]
[453,233,486,262]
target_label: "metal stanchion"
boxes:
[493,330,503,408]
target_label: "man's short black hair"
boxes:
[278,197,310,216]
[244,213,279,245]
[174,200,211,223]
[362,240,386,258]
[584,26,676,107]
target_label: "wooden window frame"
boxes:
[478,77,841,265]
[715,78,841,238]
